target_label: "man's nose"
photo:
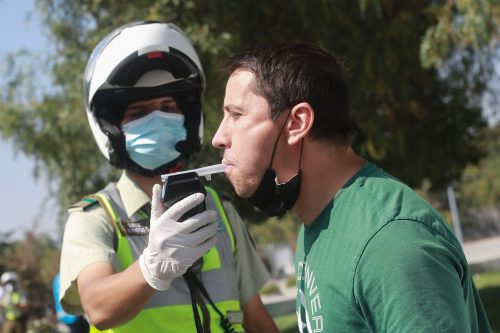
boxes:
[212,125,227,149]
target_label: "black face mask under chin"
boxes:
[249,168,301,217]
[248,109,303,217]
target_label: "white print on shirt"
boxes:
[296,261,323,333]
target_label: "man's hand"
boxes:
[139,184,217,290]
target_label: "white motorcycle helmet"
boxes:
[1,271,18,285]
[84,21,205,176]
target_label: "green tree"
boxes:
[0,0,498,225]
[459,124,500,208]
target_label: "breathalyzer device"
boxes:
[161,164,227,273]
[160,164,227,221]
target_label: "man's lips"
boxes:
[221,158,234,177]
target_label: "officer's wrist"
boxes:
[138,250,172,291]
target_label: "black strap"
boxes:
[184,273,205,333]
[187,273,236,333]
[195,286,212,333]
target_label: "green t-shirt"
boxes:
[295,162,491,333]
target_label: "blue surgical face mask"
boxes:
[123,110,187,170]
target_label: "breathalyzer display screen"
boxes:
[161,171,207,221]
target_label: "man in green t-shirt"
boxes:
[211,42,492,332]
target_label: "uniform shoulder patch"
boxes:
[68,197,99,213]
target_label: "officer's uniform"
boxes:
[1,287,27,333]
[59,171,270,332]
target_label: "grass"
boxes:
[474,271,500,289]
[275,313,298,333]
[274,271,500,333]
[285,275,296,288]
[475,271,500,333]
[260,283,281,295]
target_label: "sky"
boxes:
[0,0,59,240]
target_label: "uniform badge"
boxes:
[120,219,150,235]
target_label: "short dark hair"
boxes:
[224,42,356,144]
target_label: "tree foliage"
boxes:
[0,0,499,224]
[459,124,500,208]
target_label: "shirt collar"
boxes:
[116,171,150,218]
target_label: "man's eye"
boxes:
[133,110,149,117]
[159,101,181,114]
[126,109,149,121]
[229,111,242,118]
[159,106,174,112]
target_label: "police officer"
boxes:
[0,271,28,333]
[59,21,278,333]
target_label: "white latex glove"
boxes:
[139,184,217,290]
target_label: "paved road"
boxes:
[463,235,500,265]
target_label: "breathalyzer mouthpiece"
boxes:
[161,164,227,182]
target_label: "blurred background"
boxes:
[0,1,499,332]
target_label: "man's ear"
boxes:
[287,102,314,145]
